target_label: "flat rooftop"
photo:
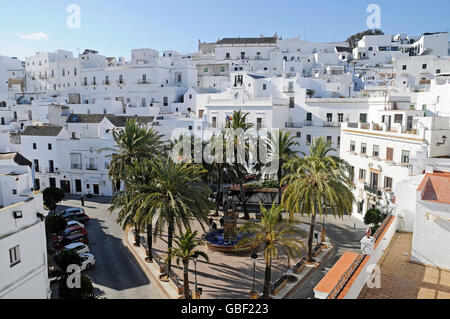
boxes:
[359,233,450,299]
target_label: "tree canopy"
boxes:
[346,29,384,48]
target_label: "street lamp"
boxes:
[193,252,200,299]
[250,252,258,299]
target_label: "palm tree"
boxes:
[266,130,299,205]
[127,158,211,275]
[166,230,209,299]
[237,203,305,299]
[225,110,254,219]
[105,119,164,246]
[282,137,354,262]
[306,89,316,98]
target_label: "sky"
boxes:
[0,0,449,60]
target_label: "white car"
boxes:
[66,220,85,228]
[80,253,95,271]
[64,242,90,255]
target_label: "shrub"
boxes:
[45,215,67,235]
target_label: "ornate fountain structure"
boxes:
[205,194,257,254]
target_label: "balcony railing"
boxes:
[86,165,98,171]
[138,80,150,84]
[71,164,82,170]
[364,184,382,197]
[285,122,303,128]
[323,121,340,127]
[303,120,313,127]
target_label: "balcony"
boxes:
[285,122,303,129]
[86,165,98,171]
[323,121,340,128]
[71,164,82,170]
[364,184,382,197]
[303,120,313,127]
[138,80,150,84]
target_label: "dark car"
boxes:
[62,211,90,224]
[52,232,89,251]
[51,225,87,243]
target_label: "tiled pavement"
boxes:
[359,232,450,299]
[138,214,310,299]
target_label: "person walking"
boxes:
[81,194,85,207]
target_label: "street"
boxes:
[288,214,367,299]
[52,196,163,299]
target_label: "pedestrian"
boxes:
[219,217,224,229]
[211,222,217,230]
[81,194,85,207]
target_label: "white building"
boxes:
[0,152,49,299]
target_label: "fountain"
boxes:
[205,193,257,254]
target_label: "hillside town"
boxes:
[1,30,449,300]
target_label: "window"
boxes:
[359,113,367,123]
[34,159,40,172]
[394,114,403,124]
[337,136,341,147]
[436,69,441,74]
[74,68,77,76]
[384,176,393,190]
[163,97,168,106]
[289,97,295,108]
[326,113,333,122]
[48,143,52,150]
[401,150,410,163]
[402,65,407,71]
[306,135,312,145]
[225,53,230,59]
[422,64,427,69]
[70,153,82,170]
[212,117,217,128]
[306,113,312,122]
[204,68,208,73]
[373,145,379,157]
[9,246,20,267]
[296,132,301,138]
[119,75,124,84]
[359,169,366,181]
[350,141,356,152]
[263,84,267,90]
[257,118,263,130]
[386,147,394,161]
[33,143,37,150]
[220,66,225,73]
[338,113,344,122]
[361,143,367,154]
[327,136,332,143]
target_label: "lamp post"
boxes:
[193,252,200,299]
[250,252,258,299]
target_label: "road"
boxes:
[288,214,367,299]
[52,196,163,299]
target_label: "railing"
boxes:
[347,123,359,128]
[327,215,394,299]
[323,121,340,127]
[303,120,313,127]
[364,184,382,196]
[138,80,149,84]
[86,165,98,171]
[71,164,82,170]
[285,122,303,128]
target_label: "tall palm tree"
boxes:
[237,203,305,299]
[266,130,299,205]
[225,110,254,219]
[105,119,165,246]
[166,230,209,299]
[127,158,211,275]
[282,137,354,262]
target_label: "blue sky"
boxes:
[0,0,449,60]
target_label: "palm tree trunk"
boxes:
[214,167,222,216]
[167,223,174,273]
[240,180,250,220]
[277,160,282,206]
[183,261,190,299]
[262,260,272,299]
[146,224,153,263]
[307,213,317,262]
[134,224,141,247]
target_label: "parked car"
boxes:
[80,253,95,271]
[59,207,85,216]
[51,225,87,242]
[66,220,85,228]
[60,242,90,255]
[62,209,89,224]
[51,232,89,251]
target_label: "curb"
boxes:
[123,229,173,299]
[283,234,336,299]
